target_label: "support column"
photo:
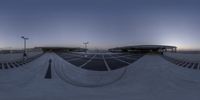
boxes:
[175,48,177,53]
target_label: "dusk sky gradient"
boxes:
[0,0,200,50]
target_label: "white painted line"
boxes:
[103,55,111,71]
[109,55,130,59]
[125,55,141,59]
[181,62,187,66]
[12,62,18,67]
[116,59,130,65]
[67,58,82,62]
[109,54,130,64]
[62,53,82,57]
[178,61,185,66]
[187,63,193,68]
[122,56,138,60]
[110,54,142,59]
[79,55,96,68]
[191,63,195,69]
[63,56,76,58]
[183,62,189,67]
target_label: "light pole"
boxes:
[21,36,29,59]
[83,42,89,57]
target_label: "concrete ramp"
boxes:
[52,53,128,87]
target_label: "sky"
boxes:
[0,0,200,50]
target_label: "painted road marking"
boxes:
[80,55,96,68]
[103,55,111,71]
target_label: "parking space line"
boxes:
[191,63,195,69]
[109,55,129,59]
[178,61,186,66]
[12,62,19,67]
[103,55,111,71]
[79,55,96,68]
[116,58,130,64]
[188,63,194,68]
[63,56,76,59]
[8,63,14,68]
[66,54,83,57]
[110,54,141,59]
[122,56,138,60]
[67,58,82,61]
[183,62,190,67]
[109,55,130,64]
[175,61,181,65]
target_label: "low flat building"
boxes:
[35,47,86,52]
[108,45,177,54]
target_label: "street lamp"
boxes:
[83,42,89,57]
[21,36,29,59]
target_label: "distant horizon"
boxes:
[1,44,200,51]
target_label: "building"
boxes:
[108,45,177,54]
[35,47,86,52]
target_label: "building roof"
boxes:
[109,45,177,50]
[35,47,81,49]
[34,47,86,52]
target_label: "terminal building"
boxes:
[34,47,86,52]
[108,45,177,54]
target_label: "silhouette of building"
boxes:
[35,47,86,52]
[108,45,177,54]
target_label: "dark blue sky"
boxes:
[0,0,200,50]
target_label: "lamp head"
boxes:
[21,36,29,40]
